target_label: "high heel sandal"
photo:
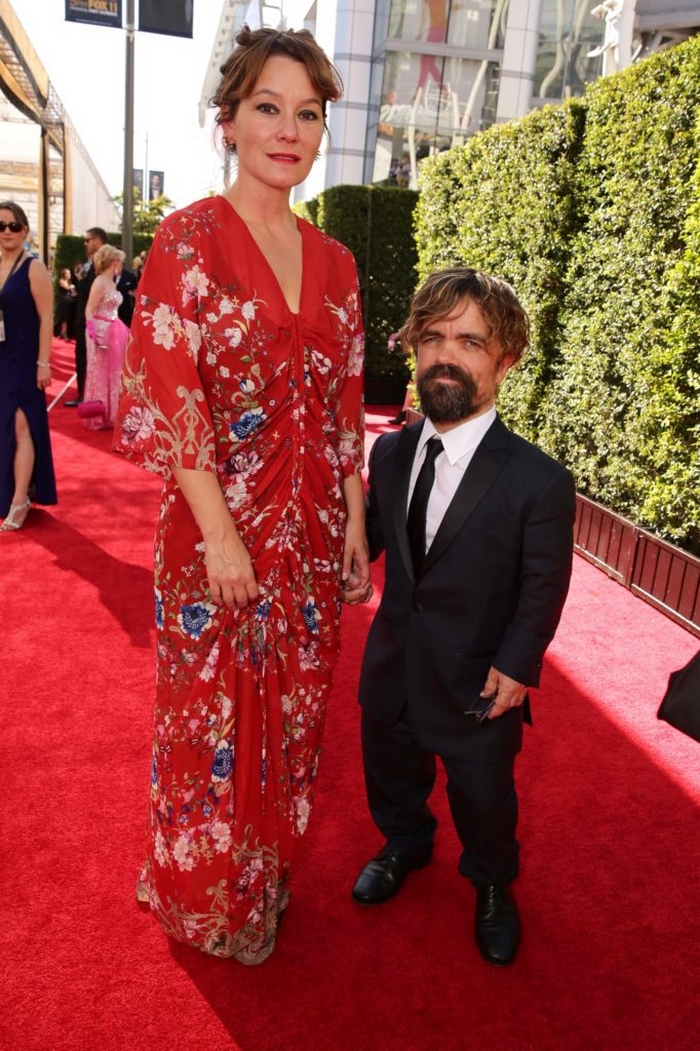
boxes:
[0,499,31,532]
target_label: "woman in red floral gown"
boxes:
[114,27,371,964]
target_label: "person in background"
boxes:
[116,261,138,328]
[131,254,144,283]
[351,267,576,967]
[0,201,57,531]
[81,245,129,431]
[65,226,107,407]
[55,266,77,340]
[113,26,370,965]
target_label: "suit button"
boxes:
[412,601,423,612]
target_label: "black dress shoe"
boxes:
[474,884,521,966]
[64,398,83,407]
[352,845,432,905]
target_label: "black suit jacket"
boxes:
[117,268,139,327]
[358,416,576,741]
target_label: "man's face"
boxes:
[84,234,102,260]
[415,298,513,428]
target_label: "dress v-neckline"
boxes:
[219,196,304,317]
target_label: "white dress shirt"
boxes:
[407,407,497,554]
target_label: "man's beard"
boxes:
[417,364,479,423]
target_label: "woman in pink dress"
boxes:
[82,245,129,431]
[114,27,372,964]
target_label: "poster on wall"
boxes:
[65,0,122,30]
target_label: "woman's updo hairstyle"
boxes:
[212,25,343,134]
[94,244,125,275]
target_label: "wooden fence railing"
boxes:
[574,495,699,638]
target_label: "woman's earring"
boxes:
[223,136,236,153]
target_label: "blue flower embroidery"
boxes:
[151,753,158,786]
[230,408,265,440]
[212,745,233,781]
[179,603,214,639]
[255,598,271,620]
[300,599,319,634]
[154,592,164,629]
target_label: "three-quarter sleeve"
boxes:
[113,218,216,477]
[330,261,365,479]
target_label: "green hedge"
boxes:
[53,232,152,279]
[414,36,700,554]
[295,185,418,380]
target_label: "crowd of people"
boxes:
[0,26,576,972]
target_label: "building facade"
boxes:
[217,0,699,201]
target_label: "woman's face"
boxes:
[223,55,325,191]
[0,209,27,254]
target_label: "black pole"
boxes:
[122,0,135,262]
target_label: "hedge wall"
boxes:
[414,36,700,554]
[53,232,152,279]
[295,184,418,381]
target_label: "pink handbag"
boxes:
[77,400,106,419]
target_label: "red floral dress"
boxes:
[114,197,364,963]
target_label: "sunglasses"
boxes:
[464,693,498,723]
[0,221,24,233]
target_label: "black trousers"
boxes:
[74,328,87,399]
[360,704,523,886]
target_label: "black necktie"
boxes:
[407,436,443,572]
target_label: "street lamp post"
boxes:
[122,0,135,263]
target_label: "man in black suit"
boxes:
[116,265,138,328]
[352,268,576,966]
[65,226,107,406]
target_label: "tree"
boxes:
[112,189,175,236]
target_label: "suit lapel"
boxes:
[421,416,509,576]
[393,422,422,581]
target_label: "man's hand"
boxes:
[480,667,527,720]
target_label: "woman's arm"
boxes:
[341,472,371,603]
[171,466,260,610]
[85,276,105,321]
[29,259,54,390]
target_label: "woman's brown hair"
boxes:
[399,267,530,364]
[212,26,343,133]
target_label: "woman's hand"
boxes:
[204,532,259,609]
[36,362,52,391]
[341,516,372,605]
[171,466,260,610]
[340,473,371,604]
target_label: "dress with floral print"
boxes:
[114,196,364,964]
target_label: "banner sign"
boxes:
[148,171,164,199]
[65,1,123,30]
[139,0,193,39]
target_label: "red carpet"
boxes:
[1,339,699,1051]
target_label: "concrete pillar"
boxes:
[496,0,543,122]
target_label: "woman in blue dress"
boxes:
[0,201,57,531]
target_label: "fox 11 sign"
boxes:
[65,1,122,29]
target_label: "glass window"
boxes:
[387,0,506,50]
[371,51,500,187]
[535,0,603,100]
